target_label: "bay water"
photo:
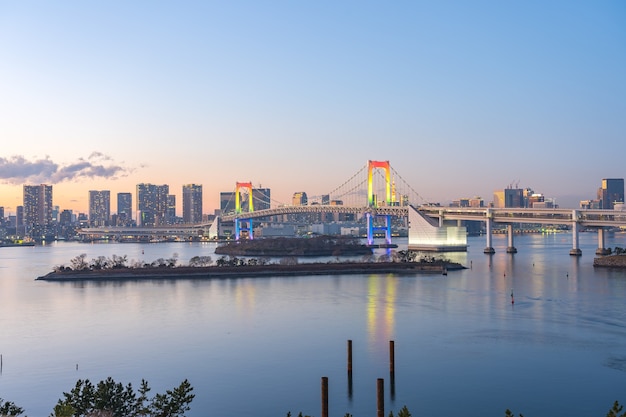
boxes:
[1,232,626,416]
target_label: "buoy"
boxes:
[510,289,514,304]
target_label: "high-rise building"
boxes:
[137,183,169,226]
[23,184,53,237]
[493,188,523,208]
[220,191,237,215]
[167,194,176,224]
[292,192,308,206]
[252,188,271,211]
[117,192,132,226]
[183,184,203,223]
[89,190,111,227]
[598,178,624,209]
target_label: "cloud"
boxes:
[0,153,132,185]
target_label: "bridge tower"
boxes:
[235,181,254,240]
[366,160,392,245]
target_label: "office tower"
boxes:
[183,184,203,223]
[89,190,111,227]
[252,188,271,211]
[220,191,237,215]
[292,192,308,206]
[493,188,523,208]
[23,184,53,237]
[137,183,169,226]
[598,178,624,209]
[167,194,176,224]
[117,192,132,226]
[16,206,24,229]
[0,206,4,226]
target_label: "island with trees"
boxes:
[36,249,464,282]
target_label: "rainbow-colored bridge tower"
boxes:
[235,181,254,240]
[366,160,392,245]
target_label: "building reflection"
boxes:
[367,274,397,347]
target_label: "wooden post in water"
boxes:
[321,377,328,417]
[377,378,384,417]
[347,340,352,374]
[389,340,395,399]
[347,339,353,398]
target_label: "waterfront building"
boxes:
[493,188,524,208]
[117,192,132,226]
[167,194,176,224]
[292,192,308,206]
[88,190,110,227]
[220,191,237,215]
[252,188,271,211]
[137,183,169,226]
[23,184,53,238]
[597,178,624,209]
[183,184,203,223]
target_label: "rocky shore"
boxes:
[593,254,626,268]
[36,261,464,281]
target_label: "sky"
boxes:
[1,1,625,215]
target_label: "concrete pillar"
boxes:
[439,210,444,227]
[596,228,610,255]
[506,224,517,253]
[484,209,495,254]
[570,210,582,256]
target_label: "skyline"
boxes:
[1,2,625,213]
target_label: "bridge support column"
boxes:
[234,218,253,241]
[570,210,582,256]
[596,228,610,255]
[367,213,392,246]
[506,224,517,253]
[484,209,495,254]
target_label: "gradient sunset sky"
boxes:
[1,1,625,215]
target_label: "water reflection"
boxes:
[367,274,396,348]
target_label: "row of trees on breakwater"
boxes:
[51,250,453,273]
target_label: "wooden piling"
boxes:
[321,377,328,417]
[377,378,384,417]
[389,340,395,399]
[347,339,352,375]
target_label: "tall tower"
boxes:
[136,183,169,226]
[89,190,111,227]
[183,184,203,223]
[117,192,132,226]
[23,184,53,237]
[598,178,624,209]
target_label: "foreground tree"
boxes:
[0,398,24,416]
[50,378,194,417]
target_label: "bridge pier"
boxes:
[506,224,517,253]
[596,228,610,255]
[570,210,582,256]
[484,209,495,254]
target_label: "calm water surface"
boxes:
[1,233,626,416]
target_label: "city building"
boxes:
[292,192,308,206]
[597,178,624,209]
[220,191,237,215]
[89,190,111,227]
[252,188,271,211]
[136,183,169,226]
[23,184,53,238]
[183,184,203,223]
[493,188,524,208]
[117,192,132,226]
[167,194,176,224]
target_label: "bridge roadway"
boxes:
[79,206,626,255]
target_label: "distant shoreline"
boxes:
[36,261,464,281]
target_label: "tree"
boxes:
[606,401,626,417]
[70,253,89,271]
[51,378,194,417]
[0,398,24,416]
